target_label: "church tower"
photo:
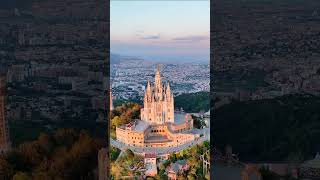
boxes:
[141,65,174,124]
[0,75,11,153]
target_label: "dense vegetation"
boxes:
[113,98,142,108]
[110,141,210,180]
[174,91,210,112]
[110,148,144,179]
[0,129,105,180]
[214,94,320,161]
[113,91,210,113]
[158,141,210,180]
[110,102,141,139]
[9,115,106,146]
[191,115,207,129]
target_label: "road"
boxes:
[110,127,210,155]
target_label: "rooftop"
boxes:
[145,153,156,159]
[133,120,149,132]
[145,135,172,143]
[168,160,188,174]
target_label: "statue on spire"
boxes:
[166,81,171,97]
[157,64,161,72]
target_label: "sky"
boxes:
[111,1,210,63]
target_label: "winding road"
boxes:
[110,127,210,155]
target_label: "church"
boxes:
[141,65,174,124]
[115,65,198,148]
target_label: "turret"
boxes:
[151,93,155,102]
[166,82,171,94]
[147,80,151,92]
[166,81,172,100]
[146,80,151,101]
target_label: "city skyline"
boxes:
[111,0,210,63]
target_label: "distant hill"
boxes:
[110,53,121,64]
[214,94,320,161]
[174,91,210,113]
[113,91,210,113]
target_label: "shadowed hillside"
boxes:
[214,94,320,161]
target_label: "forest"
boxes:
[214,94,320,161]
[0,129,105,180]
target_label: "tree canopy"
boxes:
[214,94,320,161]
[0,128,105,180]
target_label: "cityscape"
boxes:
[107,1,210,179]
[110,55,209,101]
[0,0,109,179]
[1,0,320,180]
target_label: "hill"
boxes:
[213,94,320,161]
[174,91,210,112]
[113,91,210,113]
[110,53,121,64]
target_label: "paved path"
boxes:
[110,127,210,155]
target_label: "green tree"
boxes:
[125,149,134,160]
[12,172,32,180]
[110,147,120,162]
[111,116,121,128]
[169,153,177,162]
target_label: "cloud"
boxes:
[140,34,160,40]
[172,35,208,42]
[134,31,160,40]
[135,30,144,36]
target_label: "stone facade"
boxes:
[141,65,174,124]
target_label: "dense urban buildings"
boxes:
[0,0,108,146]
[212,0,320,179]
[110,56,209,101]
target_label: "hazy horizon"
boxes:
[111,1,210,63]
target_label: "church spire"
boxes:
[155,64,161,86]
[166,81,172,100]
[167,81,171,94]
[156,64,161,74]
[154,64,162,99]
[141,65,175,124]
[147,80,151,91]
[146,80,151,101]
